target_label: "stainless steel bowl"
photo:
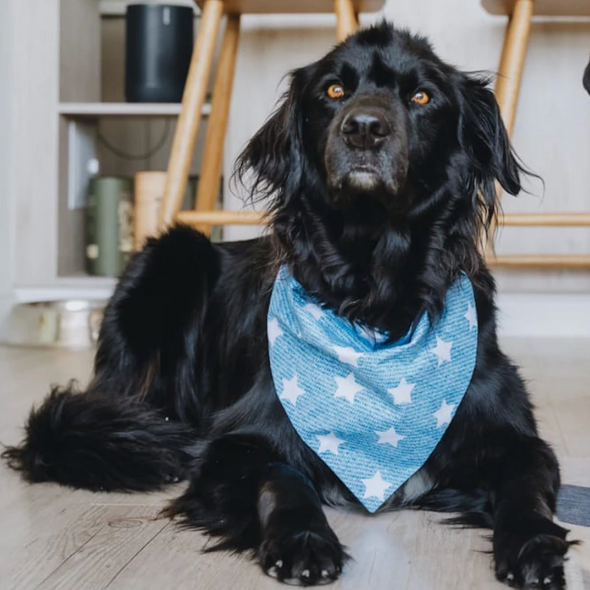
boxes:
[0,299,106,349]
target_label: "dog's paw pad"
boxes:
[259,528,346,586]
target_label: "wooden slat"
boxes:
[482,0,590,17]
[195,0,384,14]
[501,213,590,226]
[489,254,590,267]
[177,209,267,226]
[180,210,590,228]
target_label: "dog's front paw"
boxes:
[259,525,346,586]
[495,522,573,589]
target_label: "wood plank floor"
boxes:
[0,340,588,590]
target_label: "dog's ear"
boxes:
[458,76,524,220]
[235,68,307,207]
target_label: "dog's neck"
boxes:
[273,201,453,340]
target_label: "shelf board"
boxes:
[56,274,118,288]
[59,102,211,118]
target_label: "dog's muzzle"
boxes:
[325,95,408,198]
[341,108,392,151]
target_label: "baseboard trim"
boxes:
[10,288,590,339]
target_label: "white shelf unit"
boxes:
[52,2,210,292]
[9,0,209,298]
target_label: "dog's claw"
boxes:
[259,527,345,585]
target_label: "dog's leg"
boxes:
[168,435,346,585]
[491,435,573,590]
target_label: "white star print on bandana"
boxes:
[268,267,478,513]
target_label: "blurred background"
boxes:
[1,0,590,341]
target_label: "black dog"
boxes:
[4,23,573,589]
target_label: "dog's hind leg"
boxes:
[3,226,219,491]
[167,434,346,586]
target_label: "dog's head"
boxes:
[238,22,523,244]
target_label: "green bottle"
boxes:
[86,177,134,277]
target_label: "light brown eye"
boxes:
[411,90,430,105]
[327,84,345,99]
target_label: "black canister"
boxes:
[125,4,194,103]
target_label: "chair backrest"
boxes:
[482,0,590,17]
[195,0,385,15]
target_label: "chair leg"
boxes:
[484,0,534,258]
[494,0,534,137]
[194,13,241,236]
[334,0,359,42]
[159,0,225,230]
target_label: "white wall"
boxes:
[0,0,15,322]
[223,1,590,295]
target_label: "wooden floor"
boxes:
[0,340,589,590]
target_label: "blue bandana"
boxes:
[268,267,478,513]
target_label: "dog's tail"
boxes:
[2,384,194,492]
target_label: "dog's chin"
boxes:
[328,168,405,211]
[346,169,382,191]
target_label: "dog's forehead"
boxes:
[324,26,441,83]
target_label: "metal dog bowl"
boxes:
[0,299,106,350]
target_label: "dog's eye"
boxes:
[411,91,430,105]
[326,84,345,99]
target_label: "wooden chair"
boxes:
[159,0,385,233]
[482,0,590,267]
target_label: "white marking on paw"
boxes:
[321,570,329,577]
[276,560,283,568]
[302,570,310,578]
[543,577,552,585]
[507,572,515,581]
[267,566,278,578]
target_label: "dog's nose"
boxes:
[341,109,391,149]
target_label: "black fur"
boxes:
[4,23,574,589]
[3,384,194,491]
